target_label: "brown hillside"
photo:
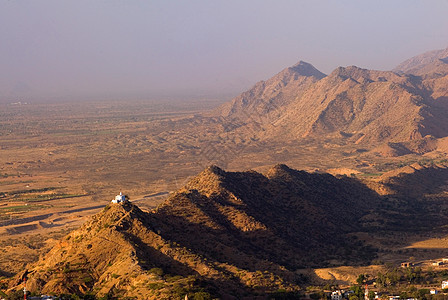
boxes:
[372,136,440,157]
[393,47,448,75]
[154,164,380,270]
[21,202,227,299]
[14,165,388,299]
[266,66,427,144]
[215,61,325,121]
[11,164,448,298]
[378,163,448,198]
[209,48,448,155]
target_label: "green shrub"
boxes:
[165,275,183,282]
[148,267,163,276]
[148,282,164,290]
[192,291,212,300]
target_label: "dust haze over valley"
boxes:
[2,46,448,298]
[3,1,448,299]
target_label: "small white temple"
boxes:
[111,192,127,203]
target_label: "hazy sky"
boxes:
[1,0,448,101]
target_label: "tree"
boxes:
[350,285,364,299]
[356,274,366,285]
[376,272,386,288]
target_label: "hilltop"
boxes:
[9,163,448,299]
[7,165,381,299]
[153,164,379,270]
[20,201,222,299]
[216,61,326,119]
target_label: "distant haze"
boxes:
[1,0,448,101]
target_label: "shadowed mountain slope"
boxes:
[153,165,380,270]
[15,164,392,299]
[11,163,448,299]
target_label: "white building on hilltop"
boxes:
[111,192,127,203]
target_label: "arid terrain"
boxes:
[0,97,437,275]
[1,47,448,298]
[5,163,448,299]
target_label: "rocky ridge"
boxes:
[10,163,448,298]
[214,47,448,156]
[13,164,394,299]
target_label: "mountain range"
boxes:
[215,47,448,156]
[7,47,448,299]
